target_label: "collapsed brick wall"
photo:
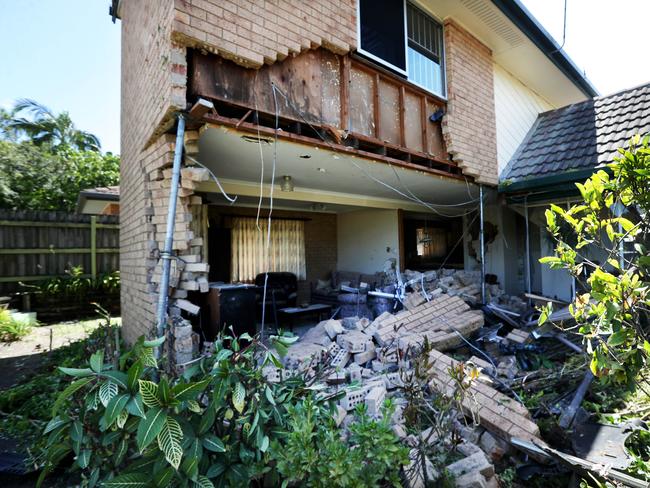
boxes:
[173,0,357,68]
[147,133,210,308]
[428,349,542,445]
[442,20,499,186]
[373,294,484,352]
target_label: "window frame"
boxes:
[355,0,447,99]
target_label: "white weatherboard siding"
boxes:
[337,209,399,275]
[494,63,554,174]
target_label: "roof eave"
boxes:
[499,167,596,194]
[491,0,599,98]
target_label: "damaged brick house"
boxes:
[112,0,598,344]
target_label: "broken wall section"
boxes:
[172,0,357,68]
[122,129,210,347]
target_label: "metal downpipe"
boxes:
[155,114,186,341]
[525,195,532,304]
[478,185,486,305]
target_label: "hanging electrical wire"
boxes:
[253,71,266,231]
[259,83,280,341]
[550,0,568,54]
[185,155,238,204]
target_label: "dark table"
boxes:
[277,303,332,331]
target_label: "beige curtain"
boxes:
[231,217,306,282]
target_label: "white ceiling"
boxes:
[195,126,480,215]
[416,0,592,107]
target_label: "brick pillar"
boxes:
[442,20,498,186]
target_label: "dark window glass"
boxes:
[359,0,406,72]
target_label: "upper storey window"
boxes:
[357,0,446,98]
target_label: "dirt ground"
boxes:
[0,317,121,390]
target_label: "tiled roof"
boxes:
[501,82,650,184]
[80,186,120,198]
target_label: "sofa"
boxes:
[310,270,384,306]
[254,272,298,322]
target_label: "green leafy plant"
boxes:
[38,330,310,487]
[23,267,120,300]
[540,135,650,386]
[273,397,409,487]
[0,308,33,342]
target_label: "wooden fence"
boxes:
[0,210,119,294]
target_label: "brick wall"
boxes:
[120,1,185,343]
[173,0,357,68]
[442,20,499,186]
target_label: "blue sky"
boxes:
[0,1,121,153]
[1,1,649,156]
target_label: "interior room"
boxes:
[186,124,480,339]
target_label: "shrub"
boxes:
[24,266,120,300]
[0,309,32,342]
[38,331,307,487]
[273,398,409,487]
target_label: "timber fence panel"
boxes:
[0,210,119,294]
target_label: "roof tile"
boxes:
[502,82,650,183]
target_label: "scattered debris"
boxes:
[258,265,650,487]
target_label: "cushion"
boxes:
[333,271,360,288]
[315,279,331,291]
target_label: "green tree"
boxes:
[8,99,101,152]
[0,141,119,212]
[541,135,650,387]
[0,107,18,141]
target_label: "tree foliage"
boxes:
[8,99,101,152]
[540,135,650,386]
[0,140,119,212]
[0,99,118,212]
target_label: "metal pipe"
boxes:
[525,195,532,303]
[155,114,186,340]
[558,371,594,429]
[478,185,486,304]
[567,200,576,299]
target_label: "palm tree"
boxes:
[9,99,101,152]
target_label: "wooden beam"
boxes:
[90,215,97,279]
[421,97,429,154]
[0,220,119,229]
[399,86,406,147]
[0,248,118,255]
[235,109,253,128]
[340,56,350,131]
[0,274,94,284]
[397,208,405,272]
[373,73,381,139]
[188,98,214,120]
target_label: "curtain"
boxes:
[231,217,306,282]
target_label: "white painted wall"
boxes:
[337,209,400,274]
[493,63,554,174]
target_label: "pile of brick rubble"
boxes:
[264,293,544,487]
